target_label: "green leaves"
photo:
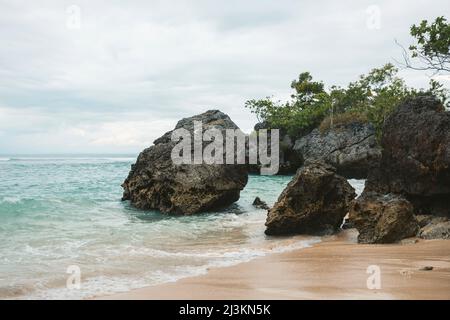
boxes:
[411,16,450,56]
[290,72,326,103]
[245,73,330,136]
[245,64,448,140]
[407,16,450,73]
[245,16,450,142]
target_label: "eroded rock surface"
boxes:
[122,110,248,215]
[349,192,419,243]
[265,162,355,235]
[365,96,450,216]
[293,122,381,179]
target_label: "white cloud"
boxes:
[0,0,448,153]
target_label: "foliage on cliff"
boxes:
[400,16,450,74]
[245,64,448,140]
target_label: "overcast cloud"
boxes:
[0,0,449,154]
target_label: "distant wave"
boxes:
[2,157,135,163]
[0,197,18,204]
[0,196,26,205]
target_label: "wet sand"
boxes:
[96,230,450,300]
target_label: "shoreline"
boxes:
[94,230,450,300]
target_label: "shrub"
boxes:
[319,112,368,133]
[245,64,448,141]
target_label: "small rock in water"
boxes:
[252,197,270,210]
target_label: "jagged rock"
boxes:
[365,95,450,216]
[252,197,270,210]
[122,110,248,215]
[349,192,419,243]
[265,162,355,235]
[293,122,381,179]
[419,216,450,239]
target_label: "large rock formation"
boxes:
[122,110,248,215]
[349,192,419,243]
[249,122,302,175]
[365,95,450,216]
[265,162,355,235]
[293,121,381,179]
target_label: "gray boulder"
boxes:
[293,122,381,178]
[265,162,355,235]
[349,192,419,243]
[122,110,248,215]
[365,96,450,216]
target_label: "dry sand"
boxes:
[96,230,450,300]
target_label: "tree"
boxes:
[245,64,448,140]
[322,64,413,139]
[290,72,326,104]
[245,73,330,137]
[399,16,450,74]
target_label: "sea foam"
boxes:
[0,156,364,300]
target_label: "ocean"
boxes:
[0,155,365,299]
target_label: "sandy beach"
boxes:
[96,230,450,300]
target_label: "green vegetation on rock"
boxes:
[246,64,448,140]
[246,17,450,141]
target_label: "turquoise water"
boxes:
[0,156,364,299]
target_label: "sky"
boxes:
[0,0,449,154]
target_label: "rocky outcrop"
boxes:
[418,216,450,239]
[122,110,248,215]
[252,197,270,210]
[265,162,355,235]
[365,95,450,216]
[293,122,381,179]
[349,192,419,243]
